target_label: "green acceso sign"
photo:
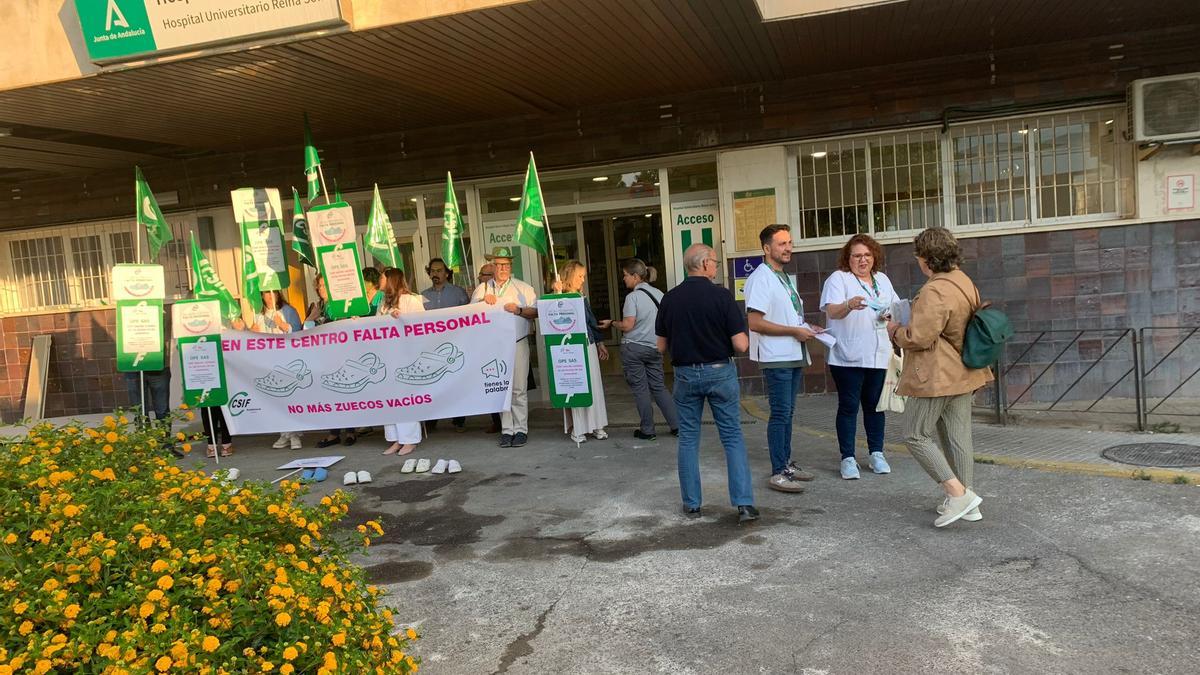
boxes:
[74,0,345,63]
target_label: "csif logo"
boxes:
[227,391,254,416]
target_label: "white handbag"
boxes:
[876,350,907,414]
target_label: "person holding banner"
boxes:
[304,275,333,329]
[423,258,470,433]
[377,267,427,456]
[472,247,538,448]
[553,260,609,443]
[249,290,304,450]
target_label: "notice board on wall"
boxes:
[733,188,777,252]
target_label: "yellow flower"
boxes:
[102,444,114,454]
[139,536,155,549]
[282,646,298,661]
[261,663,274,672]
[406,627,418,640]
[170,642,188,661]
[13,600,28,614]
[63,504,81,518]
[275,612,291,627]
[151,560,169,573]
[18,620,33,635]
[155,656,172,672]
[280,666,294,675]
[138,602,155,618]
[202,635,220,652]
[105,431,119,443]
[151,623,166,634]
[64,604,81,619]
[156,575,174,591]
[331,633,346,647]
[42,578,59,591]
[194,515,207,527]
[3,533,16,544]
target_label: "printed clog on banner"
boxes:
[395,342,465,385]
[255,359,313,397]
[322,352,388,394]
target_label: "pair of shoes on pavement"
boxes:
[499,432,528,448]
[840,452,891,479]
[342,470,373,485]
[936,493,983,524]
[316,434,355,449]
[272,432,303,450]
[299,468,327,483]
[569,429,609,444]
[633,429,657,441]
[400,457,462,474]
[768,461,818,491]
[683,504,760,523]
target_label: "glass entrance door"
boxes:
[580,211,666,342]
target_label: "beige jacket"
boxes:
[893,269,993,398]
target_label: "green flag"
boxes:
[303,113,322,203]
[291,187,317,268]
[135,166,173,260]
[442,172,466,273]
[189,232,240,323]
[333,179,343,203]
[241,231,263,315]
[364,184,402,269]
[514,153,549,256]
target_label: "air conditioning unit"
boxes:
[1130,73,1200,143]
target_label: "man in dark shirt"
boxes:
[656,243,758,523]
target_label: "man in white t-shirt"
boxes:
[471,247,538,447]
[744,224,823,493]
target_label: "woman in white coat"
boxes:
[378,267,426,456]
[553,260,609,444]
[820,234,898,480]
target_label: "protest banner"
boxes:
[112,264,165,372]
[536,294,592,408]
[317,243,369,318]
[232,188,290,306]
[221,304,521,434]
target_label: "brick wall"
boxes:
[0,308,130,422]
[735,219,1200,404]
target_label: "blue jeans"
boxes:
[828,365,887,458]
[673,361,755,509]
[124,370,170,424]
[762,366,804,475]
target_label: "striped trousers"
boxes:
[903,393,974,487]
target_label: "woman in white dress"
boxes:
[819,234,898,480]
[554,260,609,443]
[378,267,426,456]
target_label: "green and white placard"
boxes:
[318,244,370,319]
[536,293,593,408]
[232,188,289,292]
[172,299,228,407]
[112,264,166,372]
[307,201,357,248]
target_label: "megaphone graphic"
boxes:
[481,359,508,379]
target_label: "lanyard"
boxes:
[491,278,512,298]
[854,273,880,299]
[773,269,802,315]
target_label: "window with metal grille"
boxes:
[70,234,106,301]
[951,119,1030,226]
[9,237,69,308]
[1034,109,1122,219]
[796,132,941,240]
[110,231,136,265]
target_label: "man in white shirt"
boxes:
[471,247,538,447]
[744,224,823,493]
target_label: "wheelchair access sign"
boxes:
[732,255,763,301]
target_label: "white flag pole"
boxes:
[207,406,219,466]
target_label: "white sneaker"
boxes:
[272,434,289,449]
[343,471,358,486]
[840,457,861,480]
[938,498,982,522]
[356,470,372,484]
[934,490,983,527]
[570,433,586,444]
[593,429,608,440]
[415,458,431,473]
[400,458,417,473]
[289,433,302,450]
[447,460,462,474]
[869,451,891,474]
[431,459,449,474]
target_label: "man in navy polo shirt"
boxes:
[656,243,758,523]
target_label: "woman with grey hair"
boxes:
[887,227,993,527]
[600,258,679,440]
